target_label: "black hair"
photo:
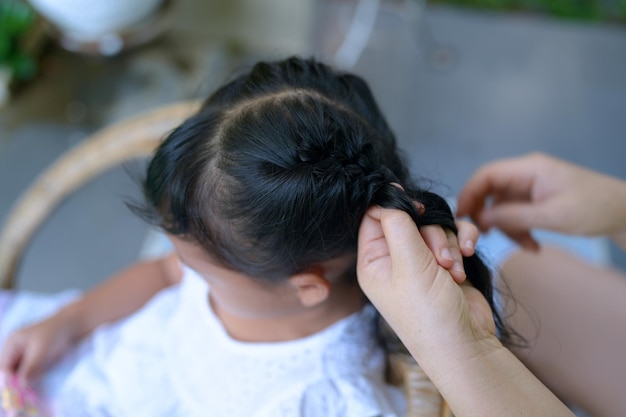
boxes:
[134,57,514,344]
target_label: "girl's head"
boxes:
[137,57,510,339]
[143,57,414,279]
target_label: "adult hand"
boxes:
[420,220,478,284]
[457,153,626,250]
[0,308,81,383]
[357,207,498,364]
[356,206,575,417]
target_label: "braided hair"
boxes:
[136,57,513,343]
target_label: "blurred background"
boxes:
[0,4,624,416]
[1,0,625,295]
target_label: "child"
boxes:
[0,57,509,416]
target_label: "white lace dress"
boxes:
[0,266,405,417]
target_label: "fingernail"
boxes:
[453,261,464,272]
[463,240,474,251]
[441,248,453,261]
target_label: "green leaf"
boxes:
[0,35,10,60]
[428,0,626,22]
[9,53,36,80]
[0,0,35,35]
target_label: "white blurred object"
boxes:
[28,0,163,41]
[27,0,167,54]
[477,229,612,270]
[333,0,380,69]
[331,0,455,72]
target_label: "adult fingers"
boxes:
[445,230,466,283]
[420,226,454,265]
[457,156,536,222]
[420,221,479,284]
[478,204,541,250]
[479,203,544,236]
[358,207,439,294]
[456,220,478,258]
[503,230,540,251]
[456,162,504,219]
[357,206,390,284]
[377,209,443,297]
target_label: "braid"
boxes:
[136,56,517,345]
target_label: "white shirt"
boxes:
[43,266,405,417]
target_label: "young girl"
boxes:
[0,57,509,416]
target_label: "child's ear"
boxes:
[288,272,331,307]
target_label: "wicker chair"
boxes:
[0,101,452,417]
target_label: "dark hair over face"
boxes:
[135,57,513,342]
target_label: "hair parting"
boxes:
[130,56,519,346]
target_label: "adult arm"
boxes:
[0,252,182,381]
[456,152,626,251]
[356,207,574,417]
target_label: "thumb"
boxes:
[379,209,439,286]
[357,207,391,292]
[359,209,468,358]
[357,207,440,300]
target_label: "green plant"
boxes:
[427,0,626,23]
[0,0,37,80]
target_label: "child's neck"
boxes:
[210,283,366,343]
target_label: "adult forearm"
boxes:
[56,253,181,341]
[416,341,575,417]
[609,178,626,251]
